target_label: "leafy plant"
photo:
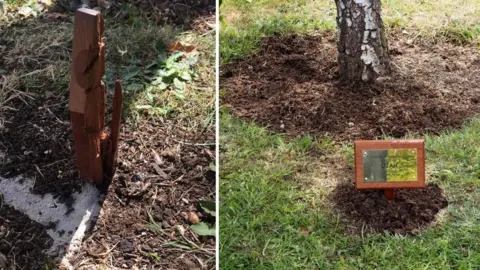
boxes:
[107,39,199,116]
[199,200,216,216]
[190,200,216,237]
[190,222,215,236]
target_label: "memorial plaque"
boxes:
[363,149,417,183]
[355,140,425,191]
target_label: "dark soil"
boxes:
[0,194,56,269]
[69,118,215,269]
[330,183,448,235]
[221,32,480,140]
[0,93,82,203]
[0,72,215,270]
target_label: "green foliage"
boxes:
[220,0,480,63]
[191,200,216,237]
[220,109,480,269]
[113,47,198,116]
[199,200,216,217]
[191,222,216,236]
[219,0,335,63]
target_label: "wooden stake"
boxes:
[384,189,395,200]
[103,80,123,177]
[69,8,105,184]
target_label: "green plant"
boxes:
[191,200,216,237]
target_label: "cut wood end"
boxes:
[77,8,101,16]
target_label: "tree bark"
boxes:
[335,0,390,82]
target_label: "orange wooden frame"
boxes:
[354,140,426,190]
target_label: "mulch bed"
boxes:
[0,93,82,204]
[329,183,448,235]
[0,85,215,269]
[70,118,216,269]
[221,32,480,140]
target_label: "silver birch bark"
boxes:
[335,0,390,82]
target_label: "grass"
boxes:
[220,112,480,269]
[220,0,480,63]
[220,0,480,268]
[0,11,215,136]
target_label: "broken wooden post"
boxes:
[69,8,122,184]
[354,140,426,200]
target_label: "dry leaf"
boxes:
[152,149,163,165]
[151,163,169,180]
[187,212,200,224]
[167,41,196,53]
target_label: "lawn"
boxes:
[219,0,480,269]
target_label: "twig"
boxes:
[34,164,44,179]
[43,106,68,125]
[171,138,215,146]
[44,158,68,167]
[86,241,119,258]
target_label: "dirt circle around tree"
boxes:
[220,32,472,234]
[221,32,480,140]
[329,183,448,235]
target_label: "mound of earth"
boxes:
[330,183,448,235]
[221,33,480,140]
[0,194,55,269]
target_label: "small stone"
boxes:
[348,122,355,127]
[176,225,186,236]
[161,221,170,229]
[441,62,450,71]
[141,244,152,252]
[119,239,134,253]
[131,172,146,182]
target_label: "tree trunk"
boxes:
[335,0,390,82]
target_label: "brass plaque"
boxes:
[362,149,417,183]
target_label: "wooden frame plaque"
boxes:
[354,140,426,192]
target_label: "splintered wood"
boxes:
[69,8,122,184]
